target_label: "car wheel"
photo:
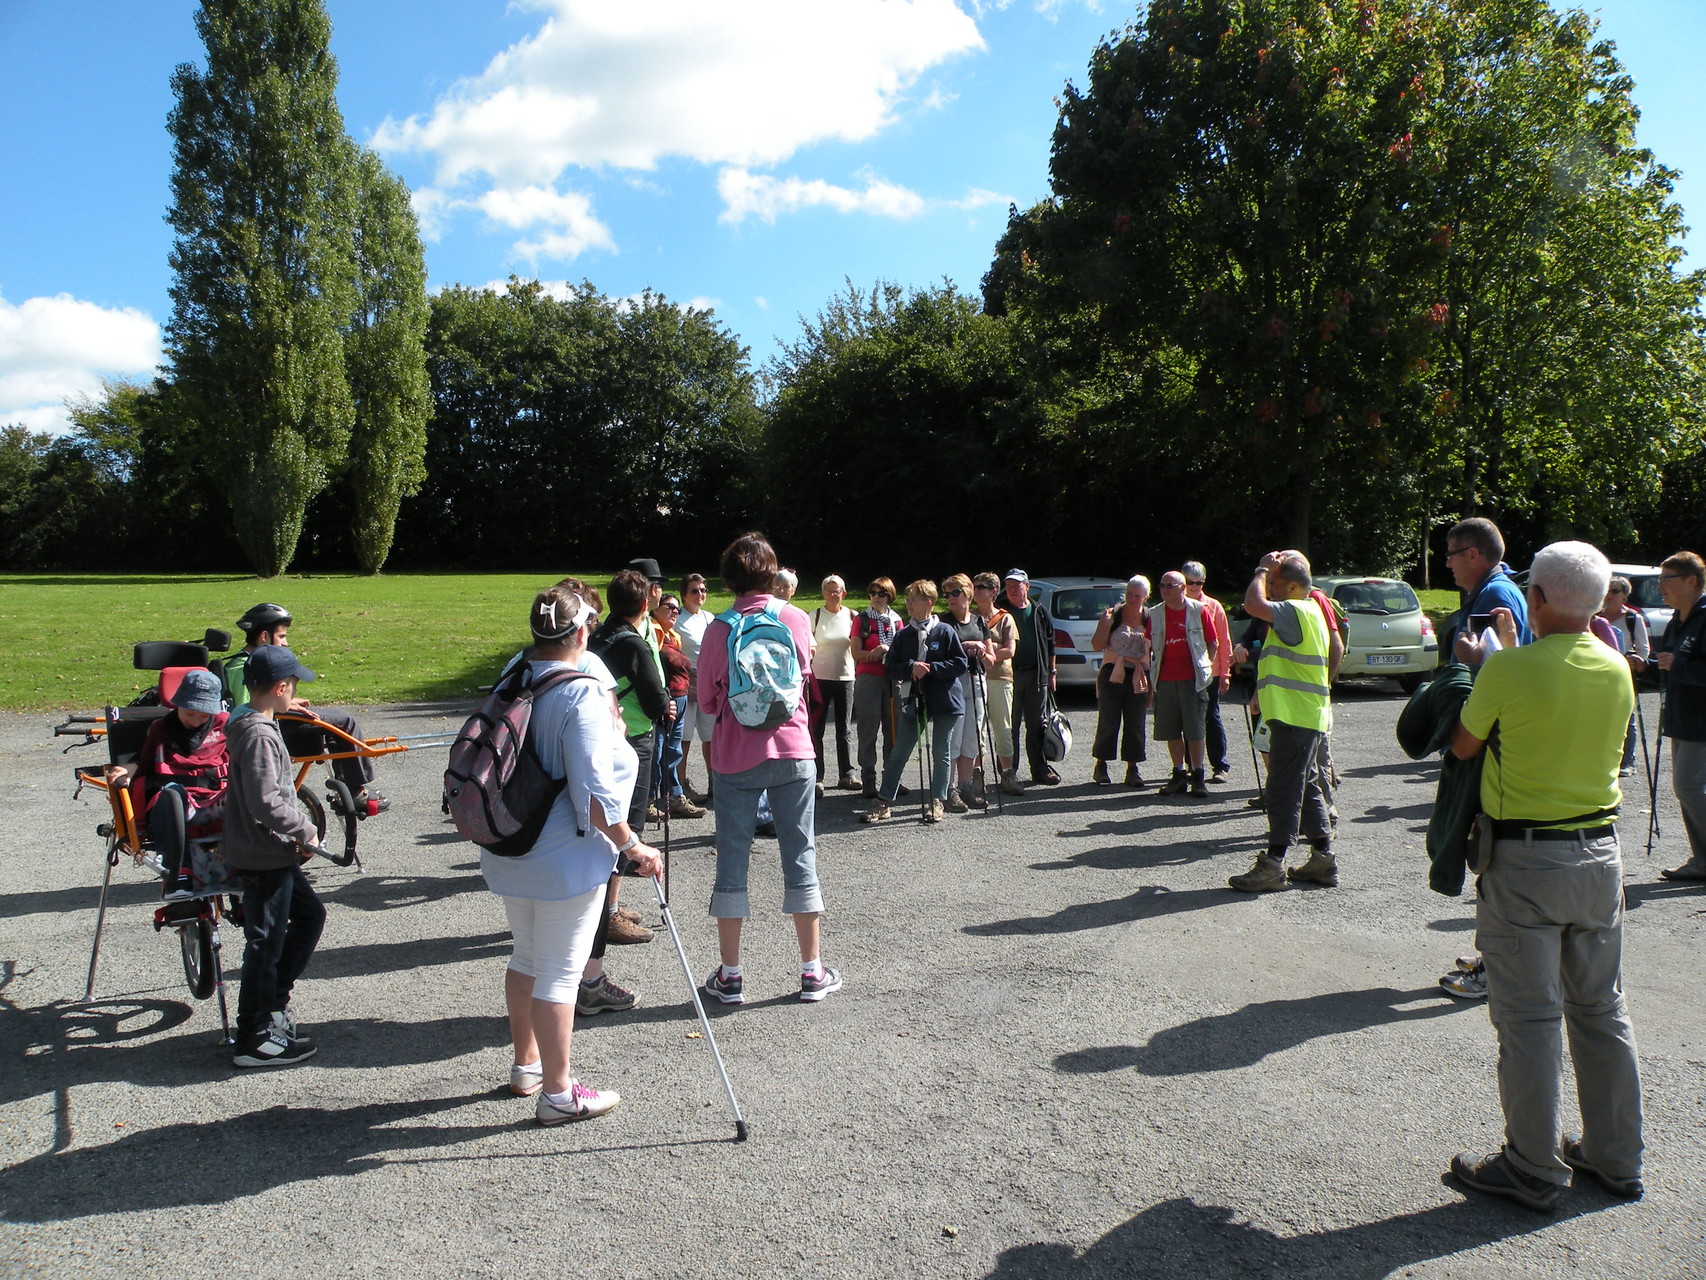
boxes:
[1396,672,1426,696]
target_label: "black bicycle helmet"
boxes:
[236,602,293,638]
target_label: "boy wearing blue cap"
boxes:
[225,645,329,1068]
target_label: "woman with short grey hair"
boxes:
[1089,576,1153,787]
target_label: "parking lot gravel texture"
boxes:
[3,686,1703,1279]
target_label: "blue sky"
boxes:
[1,0,1700,434]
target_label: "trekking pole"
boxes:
[1243,701,1266,805]
[648,872,746,1141]
[1646,705,1664,859]
[1635,688,1654,808]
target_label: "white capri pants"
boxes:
[682,698,715,744]
[502,883,607,1004]
[953,673,985,759]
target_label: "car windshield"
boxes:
[1048,587,1125,621]
[1626,575,1665,612]
[1332,582,1418,615]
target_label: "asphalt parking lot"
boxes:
[3,685,1703,1279]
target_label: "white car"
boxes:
[1027,577,1130,688]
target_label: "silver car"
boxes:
[1314,575,1439,693]
[1028,577,1131,688]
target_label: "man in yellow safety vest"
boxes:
[1230,550,1336,893]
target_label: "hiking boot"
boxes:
[1188,769,1209,797]
[860,801,892,824]
[1246,795,1266,809]
[614,904,642,924]
[646,801,665,823]
[509,1062,543,1096]
[537,1079,620,1126]
[1659,858,1706,882]
[999,770,1026,796]
[1159,770,1189,796]
[1560,1136,1644,1200]
[972,765,986,794]
[1286,850,1339,887]
[965,788,988,810]
[576,973,638,1017]
[1450,1149,1560,1212]
[944,787,968,813]
[232,1027,316,1069]
[1228,854,1287,893]
[1124,763,1144,789]
[1091,760,1111,786]
[606,912,653,945]
[668,795,706,819]
[800,965,843,1002]
[1439,963,1488,1000]
[703,966,744,1005]
[837,771,859,791]
[1032,768,1061,786]
[923,799,944,824]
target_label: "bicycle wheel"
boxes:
[180,917,216,1000]
[294,783,328,844]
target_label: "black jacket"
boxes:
[1395,662,1483,896]
[589,619,669,726]
[1659,596,1706,742]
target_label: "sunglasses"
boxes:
[872,590,892,598]
[660,603,681,611]
[1184,579,1204,586]
[947,589,965,597]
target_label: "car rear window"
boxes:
[1626,576,1665,612]
[1332,582,1418,614]
[1048,588,1124,621]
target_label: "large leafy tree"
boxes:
[165,0,357,577]
[987,0,1704,572]
[342,146,431,574]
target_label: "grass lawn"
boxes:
[0,572,813,713]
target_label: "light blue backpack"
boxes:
[716,602,803,729]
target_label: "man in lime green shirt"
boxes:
[1445,541,1643,1212]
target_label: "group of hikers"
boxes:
[105,522,1706,1211]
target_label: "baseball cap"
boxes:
[243,644,317,689]
[1003,568,1029,583]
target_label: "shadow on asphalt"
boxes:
[980,1193,1601,1279]
[315,869,486,912]
[964,884,1240,934]
[310,930,512,979]
[0,877,161,921]
[1623,879,1706,910]
[1348,801,1432,825]
[1050,987,1466,1077]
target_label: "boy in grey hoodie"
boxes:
[225,645,328,1068]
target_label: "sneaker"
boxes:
[605,912,653,945]
[1450,1149,1561,1212]
[1453,954,1481,973]
[860,801,892,824]
[923,799,943,824]
[537,1079,620,1126]
[1091,760,1111,786]
[999,770,1026,796]
[965,788,988,811]
[1560,1136,1644,1200]
[668,795,706,819]
[1228,854,1287,893]
[1286,851,1339,887]
[1032,768,1061,786]
[510,1062,544,1097]
[816,782,826,798]
[269,1007,311,1045]
[944,788,967,813]
[1124,763,1145,789]
[1159,770,1189,796]
[800,965,843,1002]
[837,771,860,791]
[576,974,638,1016]
[232,1027,316,1069]
[646,802,665,823]
[1188,769,1209,797]
[1210,768,1231,784]
[703,966,744,1005]
[1439,964,1488,1000]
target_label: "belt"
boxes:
[1490,820,1617,842]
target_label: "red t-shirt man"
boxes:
[1159,602,1222,683]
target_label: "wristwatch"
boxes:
[615,832,640,854]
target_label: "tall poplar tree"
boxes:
[344,146,430,574]
[165,0,356,577]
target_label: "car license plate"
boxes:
[1366,653,1406,667]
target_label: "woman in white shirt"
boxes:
[811,575,857,791]
[481,585,661,1126]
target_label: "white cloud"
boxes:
[375,0,984,184]
[718,167,928,224]
[0,291,160,435]
[685,296,720,314]
[949,187,1013,210]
